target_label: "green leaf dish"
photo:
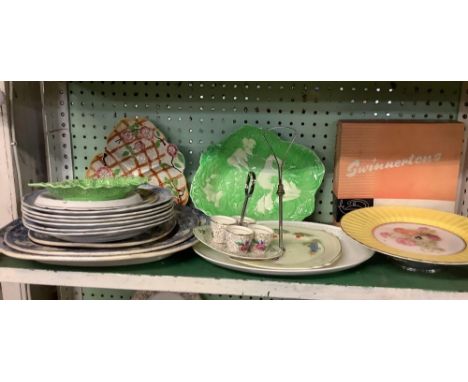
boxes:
[29,177,148,201]
[190,126,325,220]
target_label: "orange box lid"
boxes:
[334,121,464,200]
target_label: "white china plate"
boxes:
[22,206,174,229]
[28,219,177,249]
[193,225,283,261]
[193,221,374,276]
[25,206,198,249]
[23,214,175,243]
[17,205,200,251]
[22,208,174,233]
[34,190,145,210]
[20,201,173,223]
[22,187,172,215]
[1,235,198,266]
[6,221,194,257]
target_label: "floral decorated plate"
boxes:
[234,221,341,270]
[341,206,468,265]
[190,126,325,220]
[192,225,283,261]
[86,117,189,205]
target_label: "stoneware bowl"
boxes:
[226,225,253,254]
[249,224,275,256]
[210,215,237,244]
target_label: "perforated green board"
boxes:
[68,81,461,224]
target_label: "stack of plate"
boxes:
[0,185,204,266]
[21,186,175,243]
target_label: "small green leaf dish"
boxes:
[190,126,325,220]
[29,177,148,201]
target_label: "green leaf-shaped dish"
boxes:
[29,177,148,201]
[190,126,325,220]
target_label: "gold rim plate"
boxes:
[341,206,468,265]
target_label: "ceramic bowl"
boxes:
[210,216,237,243]
[249,224,274,256]
[226,225,253,254]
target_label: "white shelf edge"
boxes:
[0,266,466,300]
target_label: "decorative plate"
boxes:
[341,206,468,265]
[234,224,342,270]
[29,177,148,201]
[193,220,372,276]
[85,117,189,205]
[190,126,325,220]
[193,225,283,261]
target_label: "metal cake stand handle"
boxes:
[239,171,256,226]
[262,126,298,251]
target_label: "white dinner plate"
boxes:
[22,187,173,215]
[23,213,175,243]
[1,235,198,266]
[25,206,198,249]
[28,219,177,249]
[22,206,174,229]
[20,201,173,223]
[34,190,145,210]
[22,208,174,233]
[0,207,201,265]
[6,219,195,256]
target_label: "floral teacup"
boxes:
[226,225,254,254]
[249,224,274,257]
[210,216,237,244]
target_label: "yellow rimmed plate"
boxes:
[341,206,468,265]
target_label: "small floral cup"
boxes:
[226,225,254,255]
[210,216,237,244]
[232,216,256,226]
[249,224,274,257]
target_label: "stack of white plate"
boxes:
[1,205,203,266]
[21,186,175,243]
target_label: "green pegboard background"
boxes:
[68,81,461,224]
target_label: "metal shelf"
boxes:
[1,242,468,299]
